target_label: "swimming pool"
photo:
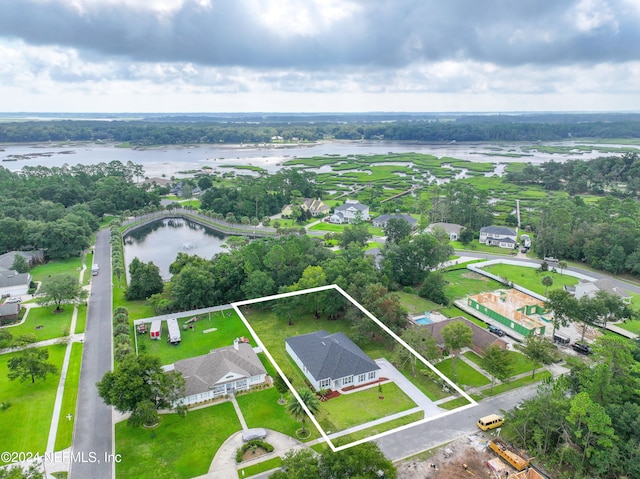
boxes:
[414,316,433,325]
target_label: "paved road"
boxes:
[376,383,539,461]
[70,229,114,479]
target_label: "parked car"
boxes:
[488,324,505,337]
[5,297,21,304]
[572,342,592,355]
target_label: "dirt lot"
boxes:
[397,434,509,479]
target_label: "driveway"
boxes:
[375,359,443,417]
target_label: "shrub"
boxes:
[114,324,130,336]
[236,440,274,463]
[114,333,131,345]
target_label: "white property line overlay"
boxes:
[232,284,477,452]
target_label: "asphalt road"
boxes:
[69,229,115,479]
[376,384,539,461]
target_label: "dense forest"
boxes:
[3,113,640,144]
[0,162,159,257]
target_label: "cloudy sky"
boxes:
[2,0,640,112]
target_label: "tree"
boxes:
[37,275,86,312]
[0,465,44,479]
[97,354,185,427]
[592,290,633,330]
[10,254,29,274]
[286,388,320,437]
[541,275,554,296]
[339,223,371,249]
[441,321,473,382]
[170,265,216,310]
[288,265,328,318]
[558,261,568,275]
[545,289,579,337]
[418,271,448,305]
[270,449,320,479]
[274,374,290,404]
[517,335,556,379]
[319,442,397,479]
[126,258,164,300]
[7,348,57,383]
[394,327,441,377]
[481,345,513,393]
[384,217,412,244]
[383,233,452,286]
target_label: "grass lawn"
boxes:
[438,397,473,411]
[0,344,66,462]
[115,402,241,479]
[435,358,490,388]
[464,350,539,376]
[238,457,282,478]
[30,257,83,283]
[136,309,253,365]
[317,382,416,433]
[439,306,487,327]
[54,343,83,451]
[442,269,502,299]
[395,292,439,315]
[332,411,424,447]
[396,362,449,401]
[74,304,87,334]
[307,222,383,236]
[474,370,553,399]
[236,387,319,440]
[112,284,155,320]
[83,253,93,286]
[618,319,640,335]
[8,306,73,341]
[482,264,579,296]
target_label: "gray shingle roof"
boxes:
[0,303,20,317]
[480,226,517,236]
[374,214,417,226]
[0,270,31,288]
[286,330,380,382]
[173,342,266,397]
[335,200,369,212]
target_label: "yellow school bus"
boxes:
[477,414,504,431]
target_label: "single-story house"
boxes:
[426,222,465,241]
[565,278,632,304]
[167,339,267,405]
[420,317,507,355]
[0,302,20,324]
[479,226,518,249]
[329,199,370,224]
[286,330,380,391]
[281,198,331,217]
[0,269,32,297]
[372,214,417,229]
[0,251,44,270]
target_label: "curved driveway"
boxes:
[70,229,114,479]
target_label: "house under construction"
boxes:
[467,289,547,337]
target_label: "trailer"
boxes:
[167,318,181,344]
[489,438,531,471]
[150,320,162,340]
[553,331,570,345]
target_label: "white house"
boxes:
[168,340,267,405]
[565,278,632,304]
[0,268,31,297]
[426,222,465,241]
[329,199,370,224]
[285,330,380,391]
[479,226,517,249]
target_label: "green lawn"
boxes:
[238,457,282,478]
[473,370,553,399]
[0,344,66,462]
[464,350,539,376]
[83,253,93,286]
[439,306,487,327]
[112,283,156,320]
[438,397,473,411]
[30,258,83,283]
[317,383,416,433]
[395,292,439,315]
[481,264,579,296]
[74,304,87,334]
[332,411,424,447]
[442,269,503,299]
[54,343,83,451]
[435,357,491,387]
[307,223,384,236]
[618,319,640,335]
[396,362,449,401]
[236,387,318,439]
[115,402,241,479]
[8,306,73,341]
[136,309,252,365]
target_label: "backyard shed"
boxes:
[150,320,162,340]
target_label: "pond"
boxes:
[123,218,227,280]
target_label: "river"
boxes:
[0,140,630,178]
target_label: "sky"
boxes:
[2,0,640,113]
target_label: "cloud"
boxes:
[1,0,640,70]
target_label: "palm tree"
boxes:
[557,261,568,275]
[286,388,321,437]
[542,275,554,296]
